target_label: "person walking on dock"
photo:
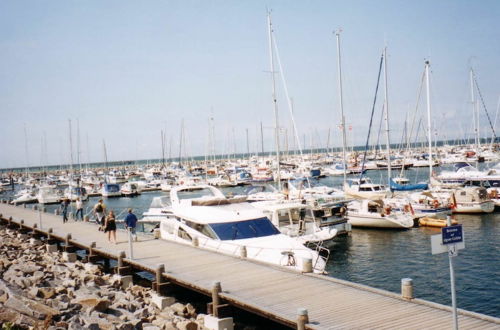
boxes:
[75,197,83,221]
[93,199,106,230]
[124,208,138,242]
[104,210,117,244]
[61,198,70,223]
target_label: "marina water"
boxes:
[5,163,499,318]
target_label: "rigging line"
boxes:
[359,53,384,179]
[271,24,312,189]
[472,69,497,141]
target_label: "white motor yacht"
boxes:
[344,177,388,200]
[159,185,328,274]
[120,182,140,197]
[11,188,38,204]
[64,186,89,201]
[251,200,340,248]
[346,199,414,229]
[101,183,121,198]
[37,186,62,205]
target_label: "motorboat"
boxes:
[344,177,388,200]
[101,183,121,198]
[64,186,88,201]
[120,182,140,197]
[207,174,238,187]
[37,186,62,204]
[346,199,414,229]
[159,185,328,273]
[252,199,346,248]
[11,188,38,204]
[433,186,495,214]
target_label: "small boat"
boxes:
[101,183,121,198]
[418,217,458,228]
[120,182,140,197]
[344,177,388,200]
[64,186,88,201]
[37,186,62,204]
[346,199,414,229]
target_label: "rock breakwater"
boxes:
[0,225,208,329]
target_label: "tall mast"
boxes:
[470,68,480,160]
[335,30,348,186]
[23,123,29,178]
[267,11,281,189]
[68,119,74,177]
[383,47,392,185]
[425,61,433,179]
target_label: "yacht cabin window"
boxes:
[210,218,280,241]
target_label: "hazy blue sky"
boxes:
[1,1,499,168]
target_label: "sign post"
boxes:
[431,216,463,330]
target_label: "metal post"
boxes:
[449,248,458,330]
[128,228,134,260]
[38,208,42,230]
[447,215,458,330]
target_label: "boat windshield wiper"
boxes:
[249,224,257,237]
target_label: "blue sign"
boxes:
[442,225,463,245]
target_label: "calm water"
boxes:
[3,163,499,318]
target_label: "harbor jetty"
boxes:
[1,202,499,329]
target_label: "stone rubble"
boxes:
[0,225,207,329]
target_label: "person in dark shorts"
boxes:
[104,210,117,244]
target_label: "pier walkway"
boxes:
[1,203,499,329]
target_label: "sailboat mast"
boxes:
[470,68,480,159]
[335,30,348,185]
[267,12,281,189]
[425,61,433,178]
[383,47,392,184]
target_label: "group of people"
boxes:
[93,199,138,244]
[60,198,138,245]
[60,197,84,223]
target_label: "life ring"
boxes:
[489,190,498,199]
[449,203,456,210]
[403,204,410,213]
[433,199,439,208]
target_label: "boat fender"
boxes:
[384,206,391,215]
[339,206,346,216]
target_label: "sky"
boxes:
[1,1,499,169]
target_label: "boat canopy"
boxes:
[390,178,428,191]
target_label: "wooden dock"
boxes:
[1,202,499,329]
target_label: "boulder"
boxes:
[76,298,111,313]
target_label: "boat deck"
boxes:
[0,203,499,329]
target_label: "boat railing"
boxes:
[308,241,330,273]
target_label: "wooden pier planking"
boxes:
[1,203,499,330]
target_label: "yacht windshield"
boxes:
[210,218,280,240]
[177,188,215,200]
